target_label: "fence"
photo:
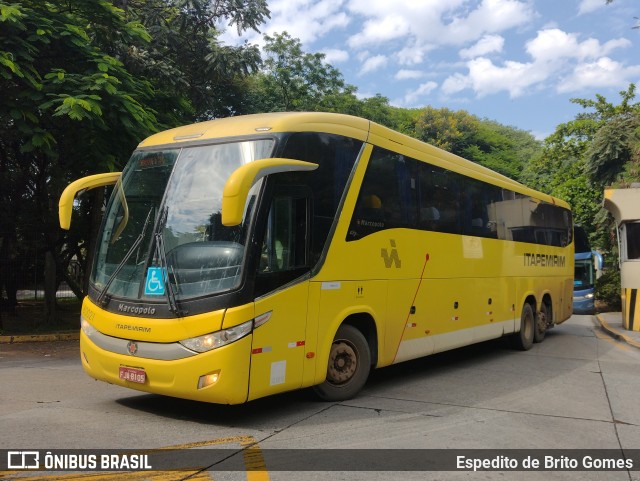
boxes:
[0,238,82,307]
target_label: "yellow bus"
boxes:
[59,112,574,404]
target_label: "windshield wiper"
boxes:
[96,207,154,306]
[153,230,186,317]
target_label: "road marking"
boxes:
[595,329,632,351]
[2,436,269,481]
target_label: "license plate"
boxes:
[119,366,146,384]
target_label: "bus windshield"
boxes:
[91,139,274,302]
[574,256,595,290]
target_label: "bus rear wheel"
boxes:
[511,303,534,351]
[534,301,550,343]
[313,324,371,402]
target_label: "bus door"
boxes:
[248,190,311,401]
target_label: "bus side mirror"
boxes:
[221,158,318,226]
[59,172,122,230]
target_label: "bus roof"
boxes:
[138,112,568,209]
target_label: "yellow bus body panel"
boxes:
[248,281,310,401]
[138,112,370,148]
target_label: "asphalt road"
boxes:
[1,314,639,481]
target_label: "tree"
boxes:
[522,84,639,252]
[115,0,268,120]
[0,0,270,323]
[585,112,640,186]
[1,1,161,322]
[413,107,539,179]
[248,32,354,113]
[414,107,478,153]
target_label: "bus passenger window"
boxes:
[347,147,417,241]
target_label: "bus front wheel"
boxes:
[511,303,534,351]
[313,324,371,401]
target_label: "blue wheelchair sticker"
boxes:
[145,267,166,296]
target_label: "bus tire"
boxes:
[313,324,371,402]
[534,301,549,343]
[511,303,534,351]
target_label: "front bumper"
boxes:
[79,330,252,404]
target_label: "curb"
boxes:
[595,314,640,349]
[0,332,80,344]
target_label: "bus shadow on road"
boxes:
[114,329,578,427]
[115,384,324,427]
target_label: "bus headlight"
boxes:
[585,293,594,299]
[179,319,253,353]
[81,316,98,337]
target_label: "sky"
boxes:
[221,0,640,139]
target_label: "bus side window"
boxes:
[418,164,461,234]
[461,178,502,238]
[347,147,417,240]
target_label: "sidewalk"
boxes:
[0,331,80,344]
[595,312,640,349]
[0,302,81,344]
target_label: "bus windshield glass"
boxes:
[91,139,274,302]
[574,257,595,290]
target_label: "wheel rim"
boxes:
[327,339,358,385]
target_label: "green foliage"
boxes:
[413,107,540,179]
[0,0,164,319]
[596,268,622,311]
[112,0,268,121]
[414,107,478,153]
[585,116,640,187]
[248,32,350,112]
[522,84,640,254]
[0,0,270,318]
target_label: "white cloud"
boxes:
[526,28,630,63]
[356,50,370,62]
[252,0,350,45]
[578,0,606,15]
[558,57,640,93]
[463,57,546,98]
[446,0,536,44]
[360,55,388,75]
[346,0,533,49]
[347,14,410,49]
[459,34,505,59]
[403,81,439,106]
[443,27,636,98]
[397,41,436,66]
[441,73,472,95]
[322,48,349,64]
[395,69,425,80]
